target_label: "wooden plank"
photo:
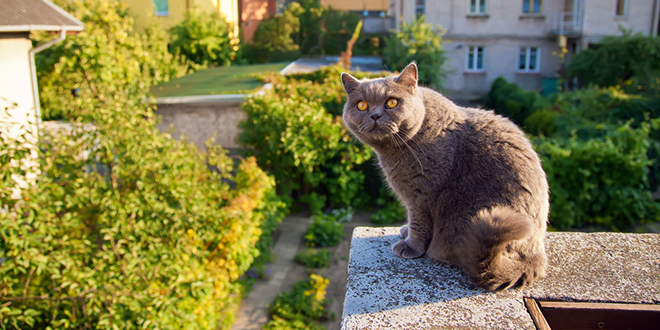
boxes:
[537,300,660,330]
[524,297,552,330]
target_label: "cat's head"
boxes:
[341,62,425,146]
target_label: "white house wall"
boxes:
[581,0,658,47]
[0,33,36,141]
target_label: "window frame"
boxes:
[468,0,487,15]
[615,0,628,17]
[416,0,426,17]
[153,0,169,16]
[517,46,541,73]
[522,0,542,14]
[466,45,486,72]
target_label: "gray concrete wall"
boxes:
[342,227,660,329]
[155,100,246,150]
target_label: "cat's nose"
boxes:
[370,112,382,121]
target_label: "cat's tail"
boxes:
[462,206,546,291]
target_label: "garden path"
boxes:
[231,214,313,330]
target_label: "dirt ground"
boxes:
[278,211,396,330]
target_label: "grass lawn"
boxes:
[150,62,290,98]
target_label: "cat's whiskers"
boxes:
[394,132,424,175]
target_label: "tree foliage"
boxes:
[568,30,660,94]
[238,66,389,213]
[383,15,448,89]
[1,1,286,328]
[169,9,239,68]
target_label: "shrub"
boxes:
[482,77,551,128]
[238,66,385,212]
[248,3,303,63]
[568,30,660,94]
[1,1,287,328]
[304,208,352,247]
[294,249,331,269]
[383,15,448,89]
[169,9,238,68]
[263,274,331,330]
[534,120,660,230]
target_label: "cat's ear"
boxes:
[395,62,418,90]
[341,73,360,94]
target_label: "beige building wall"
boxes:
[581,0,659,47]
[321,0,388,11]
[122,0,239,38]
[391,0,660,99]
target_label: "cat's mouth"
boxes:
[366,122,397,138]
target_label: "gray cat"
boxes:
[341,63,548,291]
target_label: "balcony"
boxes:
[549,12,582,36]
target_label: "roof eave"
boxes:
[0,25,84,33]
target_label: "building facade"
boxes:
[389,0,660,99]
[122,0,240,38]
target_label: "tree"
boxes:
[1,1,285,328]
[169,9,238,68]
[383,15,448,89]
[568,30,660,94]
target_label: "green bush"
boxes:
[294,249,331,269]
[263,274,331,330]
[482,77,551,128]
[238,66,386,212]
[523,108,561,136]
[534,120,660,230]
[169,9,238,68]
[304,208,352,247]
[0,1,287,328]
[383,15,448,89]
[248,3,303,63]
[568,30,660,94]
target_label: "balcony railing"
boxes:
[550,12,582,36]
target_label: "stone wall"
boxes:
[342,227,660,329]
[154,99,246,150]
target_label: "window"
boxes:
[466,46,485,72]
[153,0,168,16]
[522,0,541,14]
[416,0,425,16]
[616,0,628,16]
[518,47,540,72]
[469,0,487,15]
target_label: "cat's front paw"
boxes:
[400,225,409,238]
[392,239,425,259]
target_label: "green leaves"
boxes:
[238,67,380,213]
[169,9,238,68]
[3,1,286,328]
[383,15,448,90]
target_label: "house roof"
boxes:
[0,0,83,32]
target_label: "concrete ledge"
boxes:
[342,227,660,329]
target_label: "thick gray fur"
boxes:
[340,63,548,291]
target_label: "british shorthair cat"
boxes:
[341,62,548,290]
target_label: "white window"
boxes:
[518,47,540,72]
[153,0,168,16]
[615,0,628,16]
[466,46,485,72]
[522,0,541,14]
[469,0,487,15]
[416,0,425,16]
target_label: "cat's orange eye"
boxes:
[357,101,369,111]
[386,98,398,109]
